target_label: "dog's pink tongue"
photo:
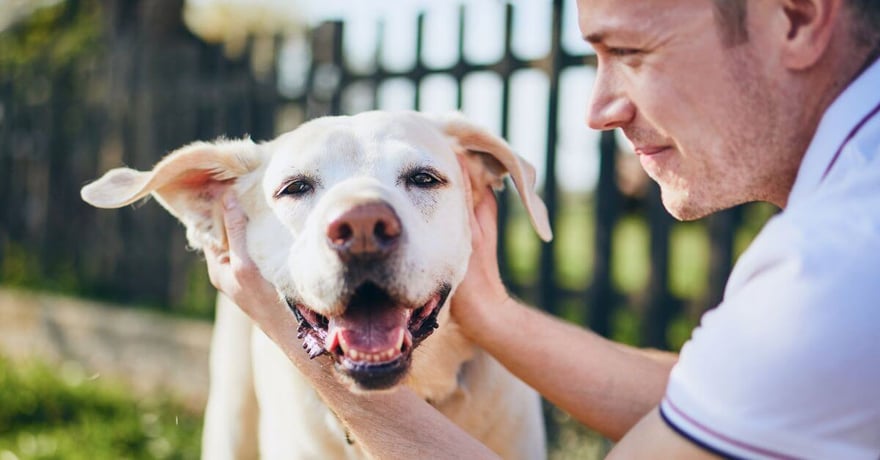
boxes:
[329,306,409,358]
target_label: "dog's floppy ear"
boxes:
[81,138,263,251]
[426,112,552,242]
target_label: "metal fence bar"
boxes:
[589,130,619,337]
[642,184,677,348]
[537,0,564,317]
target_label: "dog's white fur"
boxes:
[82,111,552,459]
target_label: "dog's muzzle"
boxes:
[285,199,451,390]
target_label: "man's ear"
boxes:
[425,112,552,242]
[81,138,263,251]
[776,0,842,69]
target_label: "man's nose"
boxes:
[586,68,635,131]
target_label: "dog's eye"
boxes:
[408,172,441,188]
[279,180,313,197]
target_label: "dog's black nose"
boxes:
[326,202,402,258]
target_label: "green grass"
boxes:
[0,354,610,459]
[0,356,201,460]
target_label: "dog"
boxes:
[81,110,553,459]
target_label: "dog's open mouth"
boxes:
[287,282,451,390]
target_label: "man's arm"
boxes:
[460,290,677,441]
[205,193,500,459]
[608,409,720,459]
[270,323,501,459]
[452,181,677,441]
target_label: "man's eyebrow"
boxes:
[583,27,646,46]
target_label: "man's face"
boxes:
[578,0,799,219]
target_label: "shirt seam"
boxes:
[661,397,803,460]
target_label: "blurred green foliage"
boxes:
[0,355,610,459]
[0,238,215,320]
[503,193,775,349]
[1,242,81,295]
[0,356,201,460]
[547,407,610,460]
[0,0,102,85]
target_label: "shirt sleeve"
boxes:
[661,213,880,460]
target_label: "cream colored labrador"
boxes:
[81,111,552,459]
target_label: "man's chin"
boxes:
[659,190,718,221]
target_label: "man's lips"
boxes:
[634,145,671,156]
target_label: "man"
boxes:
[205,0,880,457]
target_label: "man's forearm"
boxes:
[467,298,677,441]
[262,309,500,459]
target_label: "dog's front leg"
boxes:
[202,294,260,460]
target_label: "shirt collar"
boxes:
[786,56,880,206]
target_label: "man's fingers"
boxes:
[473,185,498,240]
[203,245,229,291]
[476,185,497,217]
[458,159,475,213]
[205,244,230,265]
[456,156,500,243]
[222,192,251,266]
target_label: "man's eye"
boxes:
[408,172,441,188]
[607,47,641,57]
[279,180,313,197]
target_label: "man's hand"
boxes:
[451,160,514,339]
[204,192,293,338]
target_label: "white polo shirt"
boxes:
[660,57,880,460]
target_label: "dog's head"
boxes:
[82,111,551,391]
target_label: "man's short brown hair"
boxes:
[711,0,880,49]
[848,0,880,50]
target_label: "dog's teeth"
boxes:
[395,329,405,351]
[325,329,340,353]
[343,347,403,363]
[344,345,402,363]
[338,334,350,355]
